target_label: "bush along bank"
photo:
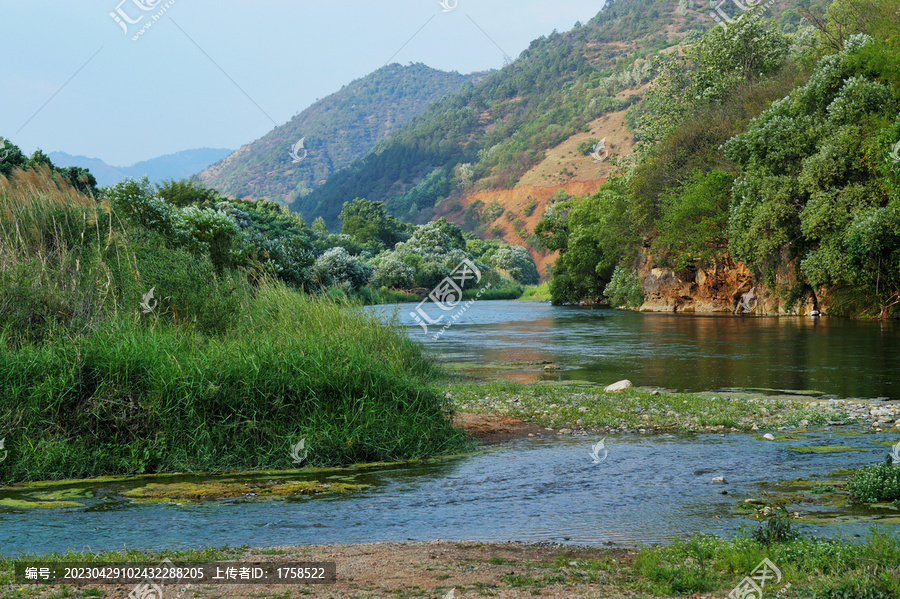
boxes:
[0,163,469,484]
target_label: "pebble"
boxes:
[712,477,727,484]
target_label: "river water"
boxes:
[372,301,900,399]
[2,302,899,556]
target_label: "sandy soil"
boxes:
[61,542,664,599]
[452,412,553,443]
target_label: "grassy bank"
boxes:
[448,380,839,433]
[519,281,551,301]
[0,284,468,482]
[0,169,468,483]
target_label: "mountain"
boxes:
[47,153,127,187]
[49,148,233,187]
[200,63,486,204]
[291,0,700,230]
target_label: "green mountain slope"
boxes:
[200,63,482,203]
[292,0,709,228]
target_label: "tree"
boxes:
[157,177,222,208]
[339,198,408,248]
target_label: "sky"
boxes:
[1,1,607,166]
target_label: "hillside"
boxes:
[534,0,900,318]
[291,0,705,230]
[200,63,483,204]
[49,148,232,187]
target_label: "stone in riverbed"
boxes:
[763,433,776,440]
[605,380,633,392]
[712,477,727,484]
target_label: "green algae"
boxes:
[0,498,83,509]
[122,479,365,503]
[786,445,870,453]
[31,488,94,500]
[870,440,900,447]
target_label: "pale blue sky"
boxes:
[1,1,607,166]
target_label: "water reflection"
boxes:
[368,301,900,398]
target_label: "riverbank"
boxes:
[4,530,898,598]
[447,381,900,437]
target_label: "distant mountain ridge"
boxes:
[200,63,487,205]
[292,0,697,229]
[49,148,233,187]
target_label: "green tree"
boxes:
[655,170,733,268]
[157,177,222,208]
[339,198,409,248]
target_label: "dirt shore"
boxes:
[45,541,685,599]
[452,412,553,443]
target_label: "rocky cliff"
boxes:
[637,252,820,315]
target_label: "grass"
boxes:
[0,171,470,483]
[632,529,900,597]
[0,284,470,482]
[518,282,551,301]
[447,380,827,433]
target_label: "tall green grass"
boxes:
[0,167,133,344]
[0,282,468,482]
[0,168,468,482]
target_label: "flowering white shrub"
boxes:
[314,247,372,290]
[487,245,539,285]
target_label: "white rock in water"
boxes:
[605,380,633,392]
[712,477,727,484]
[763,433,776,440]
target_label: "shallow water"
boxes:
[369,301,900,399]
[1,430,895,555]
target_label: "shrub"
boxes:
[313,247,372,291]
[752,505,798,545]
[604,266,644,308]
[487,245,540,285]
[848,460,900,503]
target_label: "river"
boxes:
[2,301,898,556]
[371,300,900,399]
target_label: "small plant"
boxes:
[848,459,900,503]
[752,505,798,545]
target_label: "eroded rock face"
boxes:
[636,252,819,315]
